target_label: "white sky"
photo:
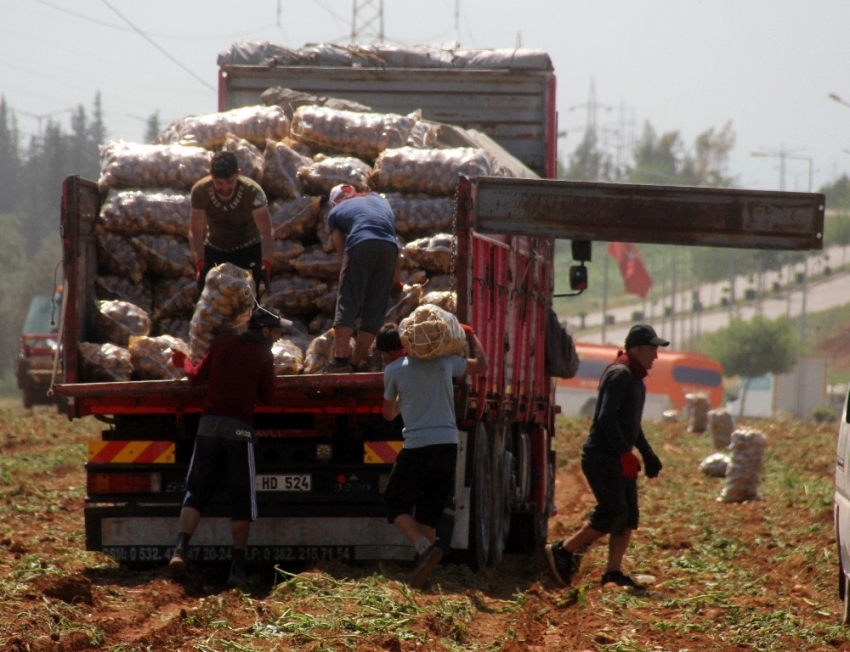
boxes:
[3,0,848,193]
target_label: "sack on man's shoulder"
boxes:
[545,308,580,378]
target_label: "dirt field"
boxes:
[2,404,849,651]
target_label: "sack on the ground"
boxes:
[545,308,580,378]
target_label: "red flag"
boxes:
[607,242,652,298]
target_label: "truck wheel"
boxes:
[466,423,492,571]
[22,390,35,409]
[488,423,511,568]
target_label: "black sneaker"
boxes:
[545,540,579,585]
[410,545,443,589]
[168,549,191,582]
[227,563,250,592]
[601,570,641,589]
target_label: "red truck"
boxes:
[55,42,824,572]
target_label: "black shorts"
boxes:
[183,415,257,521]
[334,239,398,334]
[385,443,457,528]
[581,451,639,534]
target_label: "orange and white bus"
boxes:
[555,342,725,420]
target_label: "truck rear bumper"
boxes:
[86,502,472,565]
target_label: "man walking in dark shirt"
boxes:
[168,307,289,589]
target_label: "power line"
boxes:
[99,0,215,92]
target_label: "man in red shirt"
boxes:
[168,307,289,590]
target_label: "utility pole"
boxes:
[351,0,384,44]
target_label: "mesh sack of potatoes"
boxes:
[685,392,710,433]
[308,315,334,336]
[406,120,439,149]
[290,106,419,159]
[303,328,336,373]
[97,141,211,191]
[314,204,336,252]
[290,245,342,282]
[128,334,189,380]
[399,304,466,360]
[400,268,428,286]
[313,282,339,314]
[402,233,454,273]
[269,196,322,240]
[262,139,312,199]
[79,342,134,382]
[708,408,735,450]
[96,230,148,283]
[222,133,264,183]
[420,290,457,313]
[132,234,193,277]
[296,155,373,196]
[423,273,453,291]
[95,275,153,313]
[272,339,304,375]
[699,452,731,478]
[718,428,767,503]
[371,146,495,195]
[152,276,199,321]
[155,318,190,341]
[156,105,290,149]
[270,239,306,274]
[265,274,329,316]
[188,263,256,361]
[99,189,191,236]
[383,193,454,238]
[94,300,152,347]
[385,283,426,325]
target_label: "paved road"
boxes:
[566,244,850,347]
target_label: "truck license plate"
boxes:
[255,474,311,492]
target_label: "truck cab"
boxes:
[15,294,61,408]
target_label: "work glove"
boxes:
[262,259,272,287]
[641,450,663,479]
[194,259,205,281]
[171,349,188,371]
[619,451,642,479]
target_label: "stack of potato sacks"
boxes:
[81,102,506,380]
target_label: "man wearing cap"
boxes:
[167,307,290,590]
[322,184,400,373]
[190,151,275,296]
[545,324,668,590]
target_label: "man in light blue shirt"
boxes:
[377,322,488,588]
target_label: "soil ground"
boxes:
[2,402,850,651]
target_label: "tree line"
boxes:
[0,93,848,391]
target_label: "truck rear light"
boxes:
[88,472,162,495]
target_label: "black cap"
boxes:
[625,324,670,349]
[210,151,239,178]
[249,307,292,331]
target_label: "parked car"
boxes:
[833,384,850,623]
[14,294,60,408]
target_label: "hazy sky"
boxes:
[4,0,848,193]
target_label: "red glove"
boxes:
[620,451,642,479]
[194,259,205,280]
[262,259,272,286]
[171,349,187,371]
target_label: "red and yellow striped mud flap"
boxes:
[363,441,403,464]
[88,441,175,464]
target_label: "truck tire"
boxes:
[466,423,492,571]
[488,423,511,568]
